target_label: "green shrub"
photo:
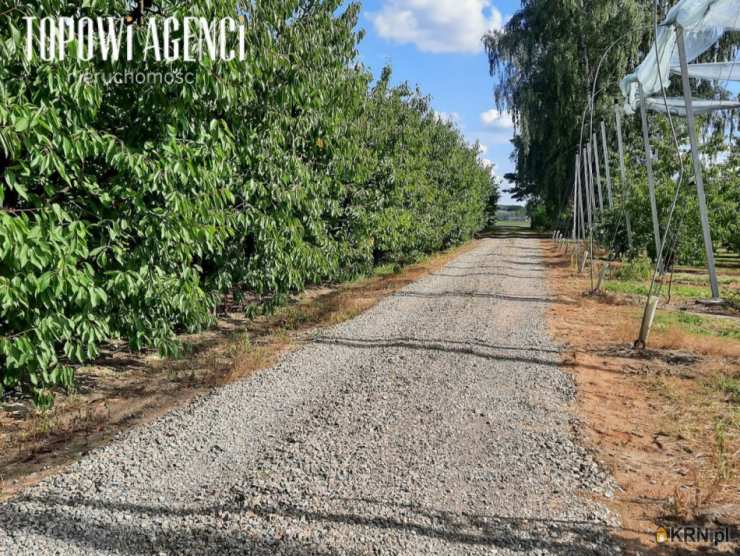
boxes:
[613,256,653,281]
[0,0,496,403]
[526,200,548,231]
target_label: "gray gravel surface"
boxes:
[0,237,620,555]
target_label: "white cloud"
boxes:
[368,0,503,54]
[480,158,494,169]
[435,111,461,126]
[480,108,513,129]
[478,143,488,156]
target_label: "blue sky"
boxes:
[353,0,523,205]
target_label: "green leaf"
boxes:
[12,179,29,200]
[36,272,53,294]
[14,116,30,133]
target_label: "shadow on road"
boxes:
[311,335,640,378]
[393,290,577,305]
[1,492,636,555]
[431,272,545,280]
[477,226,550,240]
[312,335,562,368]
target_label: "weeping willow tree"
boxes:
[485,0,739,232]
[484,0,648,223]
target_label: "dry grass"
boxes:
[650,325,740,358]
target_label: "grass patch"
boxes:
[373,262,399,276]
[605,257,740,304]
[603,279,735,303]
[653,311,740,340]
[713,417,733,481]
[612,257,653,281]
[494,220,531,228]
[716,375,740,403]
[603,280,651,297]
[671,273,738,286]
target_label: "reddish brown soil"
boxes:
[543,240,739,554]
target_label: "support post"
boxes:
[595,262,610,293]
[614,104,633,248]
[592,132,604,213]
[676,26,721,301]
[635,295,659,349]
[578,151,585,242]
[583,147,592,236]
[586,143,596,220]
[600,121,614,209]
[585,144,595,288]
[572,153,579,243]
[638,83,662,271]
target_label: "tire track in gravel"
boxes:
[0,236,621,555]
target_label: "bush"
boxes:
[612,256,653,281]
[526,200,548,230]
[0,0,496,403]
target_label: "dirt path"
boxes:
[0,237,619,555]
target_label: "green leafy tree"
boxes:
[484,0,738,266]
[0,0,496,403]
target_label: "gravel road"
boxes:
[0,236,620,555]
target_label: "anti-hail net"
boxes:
[670,61,740,81]
[644,96,740,115]
[620,0,740,114]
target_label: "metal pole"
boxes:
[593,133,604,213]
[586,142,596,219]
[583,147,592,234]
[638,83,662,269]
[573,154,582,266]
[587,142,595,288]
[614,104,632,248]
[600,121,614,209]
[583,146,595,286]
[676,26,721,301]
[572,153,579,242]
[578,150,586,242]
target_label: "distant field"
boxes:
[495,206,529,229]
[494,220,531,228]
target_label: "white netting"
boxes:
[670,61,740,80]
[698,0,740,30]
[620,0,740,113]
[645,96,740,115]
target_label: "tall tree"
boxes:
[483,0,648,220]
[484,0,738,228]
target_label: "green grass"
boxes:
[671,273,738,286]
[607,254,740,303]
[653,311,740,340]
[604,280,740,303]
[603,280,718,301]
[494,220,531,228]
[372,262,399,276]
[716,375,740,403]
[714,247,740,270]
